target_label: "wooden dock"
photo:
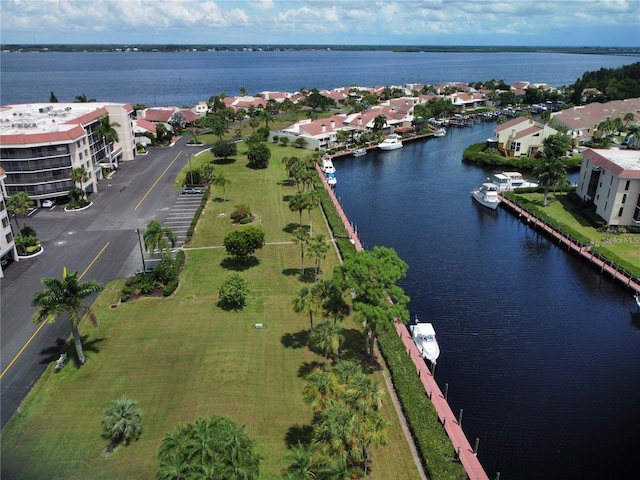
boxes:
[499,195,640,295]
[318,166,491,480]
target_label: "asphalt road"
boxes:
[0,138,207,427]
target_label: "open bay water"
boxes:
[2,50,640,478]
[332,123,640,479]
[1,50,639,106]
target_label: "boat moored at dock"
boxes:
[471,182,500,209]
[409,316,440,365]
[352,148,367,157]
[492,171,538,191]
[377,134,403,151]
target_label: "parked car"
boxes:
[181,187,204,195]
[42,199,56,208]
[135,264,156,275]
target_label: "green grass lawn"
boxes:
[512,192,640,276]
[1,142,421,480]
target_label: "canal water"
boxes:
[332,123,640,480]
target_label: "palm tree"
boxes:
[310,318,344,366]
[102,395,143,452]
[70,167,88,199]
[74,93,96,103]
[239,86,248,97]
[533,156,567,206]
[304,190,321,236]
[359,413,389,476]
[308,234,330,279]
[289,192,306,226]
[94,115,121,164]
[143,220,177,257]
[372,114,387,132]
[280,442,318,479]
[303,368,341,410]
[6,191,33,233]
[31,268,104,364]
[293,286,321,331]
[213,170,231,202]
[291,226,309,277]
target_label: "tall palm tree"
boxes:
[293,286,321,331]
[291,226,309,277]
[143,220,177,257]
[94,115,121,163]
[70,167,88,200]
[303,368,341,410]
[31,268,104,364]
[289,193,306,227]
[359,413,389,476]
[102,396,143,452]
[533,156,567,206]
[310,318,344,366]
[304,190,321,236]
[6,191,33,233]
[280,441,317,479]
[213,170,231,202]
[372,114,387,132]
[308,234,330,279]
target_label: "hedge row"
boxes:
[462,142,582,169]
[185,188,211,244]
[377,326,467,479]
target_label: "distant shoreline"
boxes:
[2,44,639,56]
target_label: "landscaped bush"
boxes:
[67,199,90,210]
[230,204,252,224]
[218,273,249,310]
[14,235,41,255]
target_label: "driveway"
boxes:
[0,138,209,427]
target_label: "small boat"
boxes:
[326,172,337,186]
[433,127,446,137]
[635,293,640,309]
[409,316,440,365]
[377,134,403,151]
[352,148,367,157]
[321,156,336,174]
[492,171,538,191]
[471,181,500,210]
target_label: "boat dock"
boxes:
[318,166,490,480]
[499,195,640,295]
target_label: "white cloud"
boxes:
[249,0,274,11]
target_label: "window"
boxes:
[622,194,627,204]
[0,200,4,212]
[5,232,12,243]
[618,207,624,217]
[625,180,631,191]
[1,217,8,228]
[634,194,640,222]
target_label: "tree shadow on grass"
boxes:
[297,361,323,378]
[220,256,259,271]
[212,158,236,165]
[278,179,295,188]
[284,424,314,448]
[281,268,315,283]
[211,196,226,203]
[216,299,245,312]
[281,330,310,349]
[282,222,300,234]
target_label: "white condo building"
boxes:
[0,167,18,276]
[0,102,136,205]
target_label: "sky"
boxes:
[1,0,639,47]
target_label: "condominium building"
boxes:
[0,167,18,277]
[576,148,640,226]
[0,102,136,205]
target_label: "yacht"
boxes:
[409,317,440,365]
[321,156,336,174]
[352,148,367,157]
[326,172,337,187]
[471,182,500,209]
[433,127,447,137]
[377,134,403,151]
[492,171,538,191]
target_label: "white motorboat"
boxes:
[377,134,403,150]
[321,156,336,174]
[471,182,500,209]
[433,127,446,137]
[352,148,367,157]
[326,172,337,186]
[492,171,538,191]
[409,317,440,365]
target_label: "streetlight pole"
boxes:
[188,154,193,186]
[136,228,147,273]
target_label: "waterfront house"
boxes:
[0,102,136,204]
[576,148,640,226]
[493,117,558,157]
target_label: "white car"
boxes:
[42,199,56,208]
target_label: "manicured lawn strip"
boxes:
[377,327,467,480]
[1,142,421,480]
[506,192,640,277]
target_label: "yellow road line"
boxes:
[134,150,183,210]
[0,241,110,379]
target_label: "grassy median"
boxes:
[1,143,421,479]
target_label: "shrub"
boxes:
[20,225,37,237]
[163,279,179,297]
[231,204,252,223]
[223,226,265,261]
[14,235,40,255]
[218,274,249,309]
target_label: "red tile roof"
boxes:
[1,124,86,146]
